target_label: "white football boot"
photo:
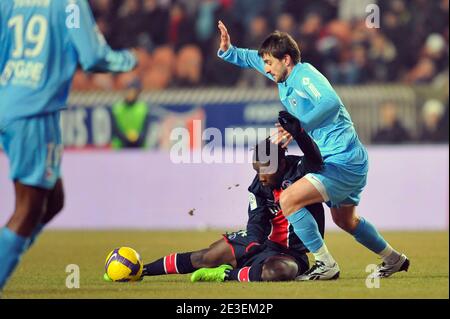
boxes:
[369,254,410,279]
[296,260,340,281]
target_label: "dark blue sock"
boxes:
[143,252,195,276]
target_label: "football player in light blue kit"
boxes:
[0,0,137,290]
[217,21,410,280]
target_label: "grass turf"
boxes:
[2,230,448,299]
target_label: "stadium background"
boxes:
[2,0,448,230]
[0,0,448,299]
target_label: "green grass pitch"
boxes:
[2,230,448,299]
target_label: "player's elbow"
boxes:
[81,55,106,72]
[321,97,341,117]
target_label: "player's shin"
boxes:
[286,207,336,267]
[0,227,29,289]
[353,217,401,263]
[142,252,196,276]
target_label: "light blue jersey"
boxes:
[0,0,136,128]
[0,0,137,292]
[0,0,136,189]
[219,46,368,206]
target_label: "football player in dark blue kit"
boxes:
[104,112,326,283]
[190,111,326,282]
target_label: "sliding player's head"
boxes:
[258,31,301,83]
[252,138,287,188]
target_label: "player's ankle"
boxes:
[378,244,401,264]
[312,244,336,267]
[383,251,402,264]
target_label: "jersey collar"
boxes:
[282,63,303,88]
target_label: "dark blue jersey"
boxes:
[247,155,325,253]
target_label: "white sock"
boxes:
[312,243,336,267]
[378,244,401,264]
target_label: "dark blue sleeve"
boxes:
[246,191,270,243]
[295,130,323,171]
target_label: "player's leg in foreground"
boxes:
[0,180,64,289]
[104,238,237,281]
[27,179,64,249]
[279,178,340,280]
[191,254,302,282]
[0,183,47,289]
[330,205,409,279]
[142,238,236,276]
[0,114,64,290]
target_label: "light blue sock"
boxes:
[352,217,388,254]
[0,227,29,290]
[27,223,45,249]
[286,207,324,253]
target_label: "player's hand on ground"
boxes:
[218,20,231,52]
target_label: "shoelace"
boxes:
[304,261,326,275]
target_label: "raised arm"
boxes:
[278,111,323,170]
[67,0,136,73]
[294,64,342,131]
[217,21,273,81]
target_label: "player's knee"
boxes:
[190,250,205,268]
[332,214,357,232]
[280,190,304,217]
[192,249,221,268]
[261,256,298,282]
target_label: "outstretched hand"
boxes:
[218,20,231,52]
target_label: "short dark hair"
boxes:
[253,137,286,164]
[258,31,301,64]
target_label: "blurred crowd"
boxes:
[71,0,449,91]
[371,99,449,144]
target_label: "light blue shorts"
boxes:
[0,112,62,189]
[305,145,369,208]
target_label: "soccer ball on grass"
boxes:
[104,247,143,282]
